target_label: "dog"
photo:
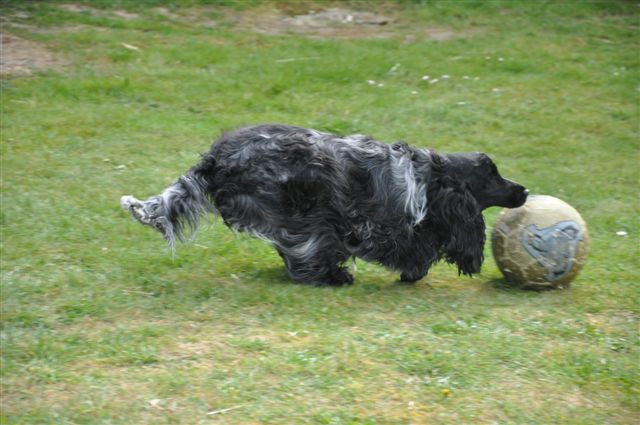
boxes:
[121,124,528,286]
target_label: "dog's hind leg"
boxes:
[275,234,353,286]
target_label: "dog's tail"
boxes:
[121,171,216,249]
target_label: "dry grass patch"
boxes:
[223,3,471,41]
[0,33,68,77]
[58,3,140,21]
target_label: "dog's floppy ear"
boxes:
[430,181,486,275]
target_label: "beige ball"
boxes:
[491,195,589,289]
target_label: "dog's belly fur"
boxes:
[193,124,435,283]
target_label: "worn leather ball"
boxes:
[492,195,589,289]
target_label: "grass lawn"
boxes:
[1,1,638,423]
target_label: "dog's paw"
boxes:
[325,268,354,286]
[399,271,426,283]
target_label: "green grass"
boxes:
[1,1,638,424]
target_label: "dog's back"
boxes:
[197,125,349,236]
[202,124,430,226]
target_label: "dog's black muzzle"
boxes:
[504,180,529,208]
[483,179,528,209]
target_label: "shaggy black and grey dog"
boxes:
[121,124,528,285]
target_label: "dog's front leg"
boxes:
[399,260,433,283]
[397,246,440,283]
[399,270,427,283]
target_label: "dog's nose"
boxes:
[523,189,529,196]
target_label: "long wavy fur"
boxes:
[122,124,527,285]
[427,177,486,276]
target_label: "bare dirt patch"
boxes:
[58,3,140,21]
[0,33,68,77]
[229,7,393,39]
[226,5,471,41]
[153,7,218,29]
[12,3,468,42]
[282,8,390,28]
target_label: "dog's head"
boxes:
[445,152,528,210]
[427,152,527,275]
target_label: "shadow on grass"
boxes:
[247,264,292,286]
[484,277,570,293]
[247,264,432,292]
[485,277,525,292]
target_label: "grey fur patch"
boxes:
[121,174,216,250]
